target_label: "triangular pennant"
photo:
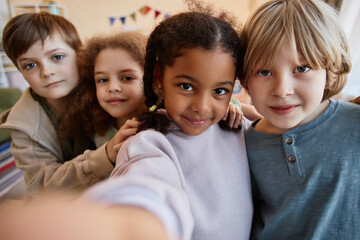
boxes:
[130,12,136,22]
[163,13,171,19]
[109,17,116,26]
[139,5,151,15]
[154,10,161,19]
[120,16,126,25]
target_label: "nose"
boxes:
[41,64,55,78]
[271,74,294,98]
[108,78,121,93]
[191,93,211,114]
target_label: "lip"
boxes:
[107,97,126,106]
[45,80,64,88]
[184,116,207,126]
[270,105,297,115]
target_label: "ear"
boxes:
[153,62,163,89]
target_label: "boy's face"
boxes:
[94,48,145,127]
[160,48,235,136]
[248,41,328,134]
[16,33,79,101]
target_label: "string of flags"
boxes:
[109,5,171,26]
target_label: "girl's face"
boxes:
[17,33,79,106]
[95,48,145,127]
[160,47,235,136]
[248,41,328,134]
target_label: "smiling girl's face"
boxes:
[158,47,236,136]
[95,48,145,128]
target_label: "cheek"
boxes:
[95,86,104,102]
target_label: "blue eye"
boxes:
[53,55,64,61]
[96,78,108,84]
[213,88,228,95]
[258,70,271,76]
[24,63,37,69]
[294,66,310,73]
[179,83,193,91]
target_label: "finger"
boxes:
[122,118,141,129]
[228,105,235,128]
[223,106,230,120]
[115,127,138,142]
[233,108,243,129]
[113,143,123,152]
[157,109,168,115]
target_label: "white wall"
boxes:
[7,0,258,40]
[0,0,10,41]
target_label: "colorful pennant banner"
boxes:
[108,5,171,26]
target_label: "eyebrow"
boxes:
[94,68,140,76]
[174,74,234,87]
[18,48,65,62]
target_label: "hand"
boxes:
[106,118,141,163]
[241,103,263,121]
[349,96,360,104]
[223,101,243,128]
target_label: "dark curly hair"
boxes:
[60,31,147,139]
[137,11,243,134]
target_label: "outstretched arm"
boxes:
[0,195,168,240]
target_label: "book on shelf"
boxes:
[0,139,24,198]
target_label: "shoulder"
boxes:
[124,129,173,153]
[3,88,41,123]
[332,99,360,118]
[0,88,54,137]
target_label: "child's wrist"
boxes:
[105,142,116,167]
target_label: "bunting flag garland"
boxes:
[130,12,136,22]
[108,5,170,26]
[139,6,151,15]
[109,17,115,26]
[154,10,161,19]
[120,16,126,25]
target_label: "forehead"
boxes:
[164,48,236,86]
[19,33,70,56]
[94,48,143,71]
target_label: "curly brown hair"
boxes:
[60,31,147,138]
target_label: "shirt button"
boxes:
[285,138,293,145]
[288,156,296,163]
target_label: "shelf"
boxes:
[10,3,68,18]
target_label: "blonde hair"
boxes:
[239,0,351,100]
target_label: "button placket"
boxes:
[282,134,302,181]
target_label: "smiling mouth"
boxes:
[107,98,126,105]
[270,105,297,114]
[185,117,207,126]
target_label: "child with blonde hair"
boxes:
[239,0,359,239]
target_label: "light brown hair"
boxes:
[239,0,352,100]
[2,12,82,69]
